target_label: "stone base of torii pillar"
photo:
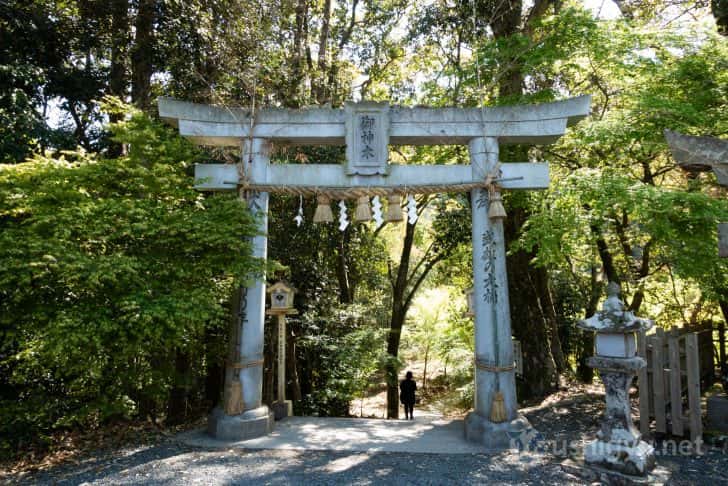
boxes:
[464,413,532,450]
[207,405,274,441]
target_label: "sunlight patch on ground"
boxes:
[311,453,371,473]
[180,416,486,454]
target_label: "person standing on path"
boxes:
[399,371,417,420]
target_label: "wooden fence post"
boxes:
[685,333,703,443]
[652,328,667,434]
[668,326,684,436]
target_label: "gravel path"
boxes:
[11,445,580,485]
[11,391,728,485]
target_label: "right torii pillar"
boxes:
[465,136,531,448]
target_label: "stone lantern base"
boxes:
[584,356,656,476]
[584,439,656,476]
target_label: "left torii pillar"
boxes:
[208,138,274,440]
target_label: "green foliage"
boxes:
[0,63,47,163]
[296,304,389,417]
[404,287,474,381]
[0,108,260,456]
[520,169,728,270]
[0,0,110,160]
[520,168,728,314]
[509,14,728,343]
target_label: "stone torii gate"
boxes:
[159,96,591,448]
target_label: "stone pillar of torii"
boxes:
[159,96,591,446]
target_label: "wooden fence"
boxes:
[637,327,703,442]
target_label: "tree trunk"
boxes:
[109,0,128,100]
[593,227,620,285]
[720,300,728,377]
[386,221,417,419]
[335,228,353,304]
[107,0,129,157]
[720,321,726,378]
[287,325,302,402]
[221,287,242,414]
[166,349,191,425]
[314,0,333,103]
[423,344,429,392]
[386,307,406,419]
[289,0,308,106]
[713,0,728,35]
[577,265,601,382]
[505,204,559,399]
[535,265,567,372]
[131,0,155,110]
[326,0,359,106]
[203,326,223,410]
[486,0,561,398]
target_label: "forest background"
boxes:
[1,0,727,461]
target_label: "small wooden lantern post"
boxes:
[266,281,298,420]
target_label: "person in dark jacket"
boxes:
[399,371,417,420]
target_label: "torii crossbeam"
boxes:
[159,95,591,448]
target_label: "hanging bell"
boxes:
[487,190,507,220]
[489,391,507,423]
[386,194,404,222]
[313,194,333,223]
[354,195,372,222]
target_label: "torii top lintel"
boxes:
[158,96,591,147]
[158,96,591,194]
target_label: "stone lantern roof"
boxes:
[578,282,654,333]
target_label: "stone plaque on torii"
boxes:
[159,95,591,447]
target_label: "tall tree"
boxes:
[132,0,156,110]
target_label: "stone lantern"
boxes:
[266,281,298,420]
[578,282,656,476]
